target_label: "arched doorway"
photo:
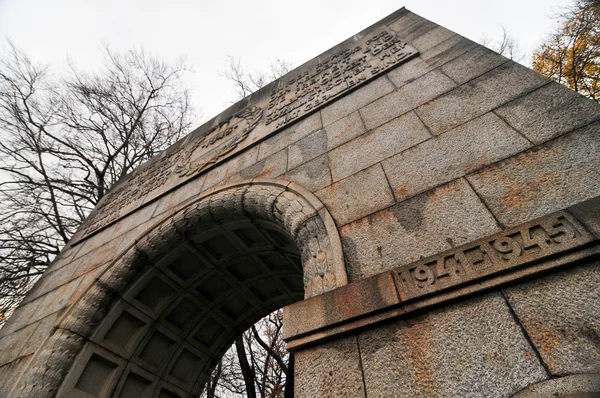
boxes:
[10,180,347,397]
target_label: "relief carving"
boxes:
[394,212,594,301]
[77,28,418,240]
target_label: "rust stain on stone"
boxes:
[404,319,436,396]
[256,167,275,178]
[527,319,561,358]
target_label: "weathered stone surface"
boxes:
[0,299,43,338]
[0,356,31,397]
[152,173,207,217]
[294,335,365,398]
[416,62,549,135]
[358,293,547,398]
[341,178,500,281]
[386,36,476,89]
[258,112,322,160]
[324,111,366,150]
[504,260,600,376]
[387,10,437,42]
[495,82,600,144]
[360,70,456,130]
[441,44,508,85]
[238,149,287,180]
[288,129,328,170]
[316,164,395,227]
[0,323,37,365]
[283,272,399,340]
[383,112,531,201]
[284,155,332,192]
[411,26,456,53]
[513,374,600,397]
[419,35,477,67]
[569,195,600,238]
[467,123,600,227]
[330,111,430,182]
[320,75,395,126]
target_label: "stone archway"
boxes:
[9,180,347,397]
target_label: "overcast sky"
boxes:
[0,0,570,121]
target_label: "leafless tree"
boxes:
[203,310,292,398]
[0,41,196,323]
[223,56,293,100]
[480,25,527,63]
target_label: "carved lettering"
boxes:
[394,212,594,301]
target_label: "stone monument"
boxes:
[1,7,599,397]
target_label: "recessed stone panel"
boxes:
[119,372,153,398]
[138,330,176,368]
[74,354,119,396]
[169,348,204,385]
[134,276,176,312]
[104,310,146,351]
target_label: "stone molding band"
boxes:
[283,205,600,350]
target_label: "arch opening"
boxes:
[11,180,347,398]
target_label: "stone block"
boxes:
[330,111,430,182]
[340,178,500,281]
[287,129,327,170]
[441,44,508,85]
[360,70,456,130]
[416,62,549,135]
[0,356,31,397]
[18,312,60,358]
[201,161,229,191]
[387,11,438,42]
[513,374,600,397]
[466,123,600,227]
[386,36,476,89]
[283,272,399,340]
[419,35,478,67]
[315,164,395,227]
[0,323,37,365]
[34,277,82,322]
[382,112,531,201]
[237,149,287,180]
[569,195,600,238]
[284,155,332,192]
[21,263,76,306]
[495,82,600,144]
[151,173,207,218]
[410,26,458,53]
[320,75,395,127]
[257,112,322,161]
[324,111,366,150]
[294,335,365,398]
[411,26,456,53]
[358,292,547,398]
[0,299,43,338]
[504,260,600,376]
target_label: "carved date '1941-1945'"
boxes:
[395,212,594,301]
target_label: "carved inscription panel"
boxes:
[265,30,418,129]
[394,212,595,301]
[76,28,418,240]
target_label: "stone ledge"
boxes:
[284,206,600,350]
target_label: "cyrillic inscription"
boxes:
[394,212,594,301]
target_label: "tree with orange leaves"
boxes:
[533,0,600,101]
